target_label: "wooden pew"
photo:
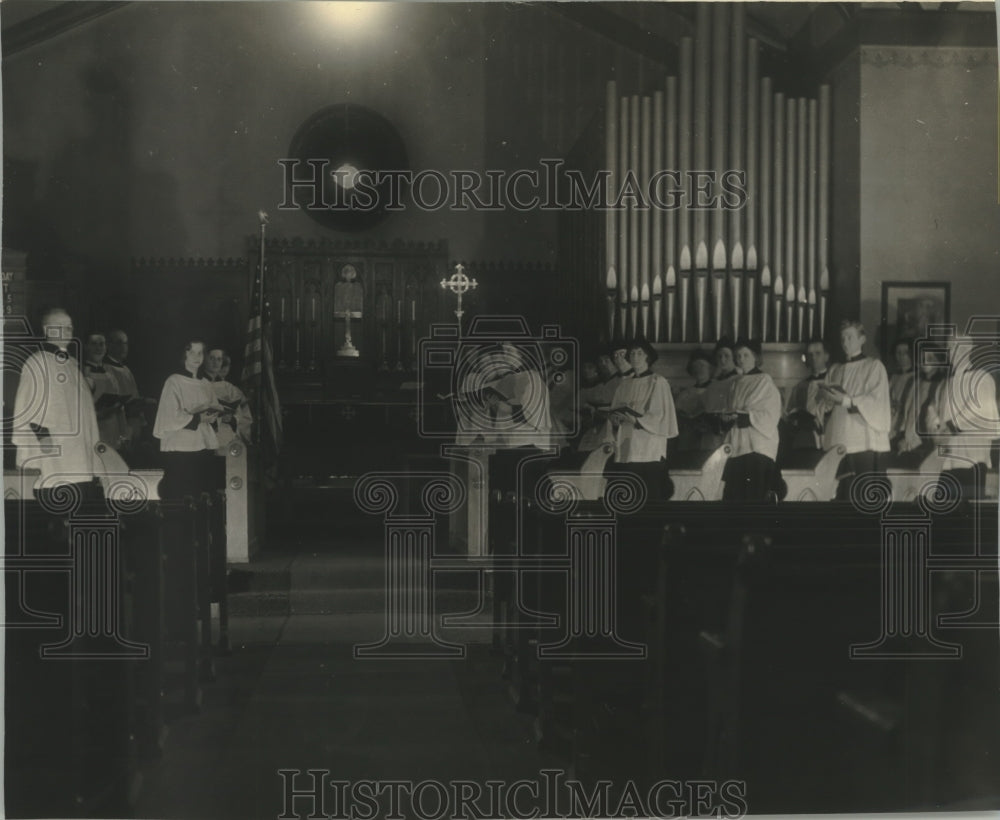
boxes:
[670,444,731,501]
[4,498,140,816]
[780,444,846,501]
[542,443,615,502]
[520,498,999,812]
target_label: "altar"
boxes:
[261,237,451,380]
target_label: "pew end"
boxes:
[888,445,999,502]
[780,445,846,502]
[545,443,614,502]
[670,444,731,501]
[887,451,945,502]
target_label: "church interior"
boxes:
[3,1,1000,818]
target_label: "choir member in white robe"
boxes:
[701,338,741,449]
[203,350,253,446]
[720,340,782,502]
[203,349,254,488]
[12,309,103,502]
[83,333,128,451]
[780,338,830,457]
[673,349,715,452]
[926,338,1000,500]
[888,338,916,450]
[576,354,620,454]
[153,339,221,499]
[890,350,942,468]
[810,321,891,500]
[105,329,149,453]
[605,339,678,500]
[490,342,552,449]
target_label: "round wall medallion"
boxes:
[287,103,409,232]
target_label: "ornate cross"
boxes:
[440,263,478,323]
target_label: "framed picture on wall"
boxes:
[880,281,951,358]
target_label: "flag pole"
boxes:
[255,210,268,446]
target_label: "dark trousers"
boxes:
[835,450,888,501]
[722,453,775,502]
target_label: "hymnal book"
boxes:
[218,398,245,411]
[820,382,847,394]
[610,406,642,418]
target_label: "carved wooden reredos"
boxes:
[257,237,450,374]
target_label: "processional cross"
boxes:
[440,263,478,323]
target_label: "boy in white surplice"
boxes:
[809,320,891,500]
[605,338,678,500]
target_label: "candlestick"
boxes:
[311,296,316,322]
[411,300,416,322]
[296,297,301,322]
[397,300,402,325]
[281,296,286,322]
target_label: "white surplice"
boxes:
[609,371,678,462]
[153,372,220,452]
[210,379,253,449]
[12,347,101,483]
[931,361,1000,468]
[811,356,891,454]
[723,371,782,461]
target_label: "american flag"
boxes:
[242,215,283,454]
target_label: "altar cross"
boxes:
[440,263,478,323]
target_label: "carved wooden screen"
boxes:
[260,238,450,377]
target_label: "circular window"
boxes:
[287,103,409,232]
